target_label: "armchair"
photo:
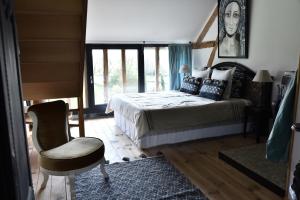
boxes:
[28,100,109,189]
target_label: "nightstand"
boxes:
[243,106,273,143]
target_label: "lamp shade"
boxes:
[253,70,273,82]
[179,64,190,73]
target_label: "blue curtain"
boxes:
[168,44,192,90]
[266,72,297,162]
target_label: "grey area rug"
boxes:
[74,156,208,200]
[219,143,287,196]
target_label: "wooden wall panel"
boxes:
[15,0,87,136]
[16,15,82,40]
[15,0,83,14]
[23,82,79,100]
[21,63,80,83]
[19,41,81,63]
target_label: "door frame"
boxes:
[0,0,33,199]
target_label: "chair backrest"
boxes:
[28,100,69,151]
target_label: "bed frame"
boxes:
[115,62,256,149]
[209,62,256,99]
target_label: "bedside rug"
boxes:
[219,143,287,197]
[74,156,208,200]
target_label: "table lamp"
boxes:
[252,69,273,108]
[253,70,273,83]
[179,64,190,77]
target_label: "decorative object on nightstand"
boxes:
[179,64,190,77]
[244,69,273,143]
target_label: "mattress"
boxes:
[114,111,249,148]
[106,91,251,141]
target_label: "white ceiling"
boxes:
[86,0,217,44]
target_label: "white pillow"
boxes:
[211,67,236,99]
[193,68,211,79]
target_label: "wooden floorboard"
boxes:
[27,117,283,200]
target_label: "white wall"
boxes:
[86,0,216,43]
[193,0,300,87]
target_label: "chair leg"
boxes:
[68,175,75,199]
[100,157,109,181]
[41,172,49,189]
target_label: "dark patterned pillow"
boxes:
[180,76,202,95]
[199,79,228,101]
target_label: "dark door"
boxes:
[0,0,33,199]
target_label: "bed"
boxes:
[106,62,256,149]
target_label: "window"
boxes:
[92,49,104,105]
[125,50,139,93]
[144,47,169,92]
[107,49,122,101]
[144,48,156,92]
[159,47,170,91]
[89,48,139,106]
[86,44,169,114]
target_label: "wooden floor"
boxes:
[27,117,282,200]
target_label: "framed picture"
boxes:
[218,0,249,58]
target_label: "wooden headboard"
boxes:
[210,62,256,100]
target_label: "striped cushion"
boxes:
[180,76,202,95]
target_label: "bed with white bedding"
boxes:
[106,62,256,148]
[106,91,251,148]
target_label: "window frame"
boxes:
[85,43,168,114]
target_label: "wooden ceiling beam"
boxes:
[192,41,216,49]
[207,39,218,67]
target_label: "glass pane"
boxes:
[144,48,156,92]
[159,47,169,91]
[108,49,122,101]
[92,49,104,105]
[125,50,138,93]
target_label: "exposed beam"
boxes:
[155,47,160,91]
[193,41,216,49]
[207,39,218,67]
[103,49,108,102]
[193,5,218,48]
[77,0,87,137]
[121,49,126,92]
[78,96,85,137]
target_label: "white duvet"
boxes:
[106,91,250,139]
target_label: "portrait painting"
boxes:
[218,0,248,58]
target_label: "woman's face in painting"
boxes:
[224,2,241,36]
